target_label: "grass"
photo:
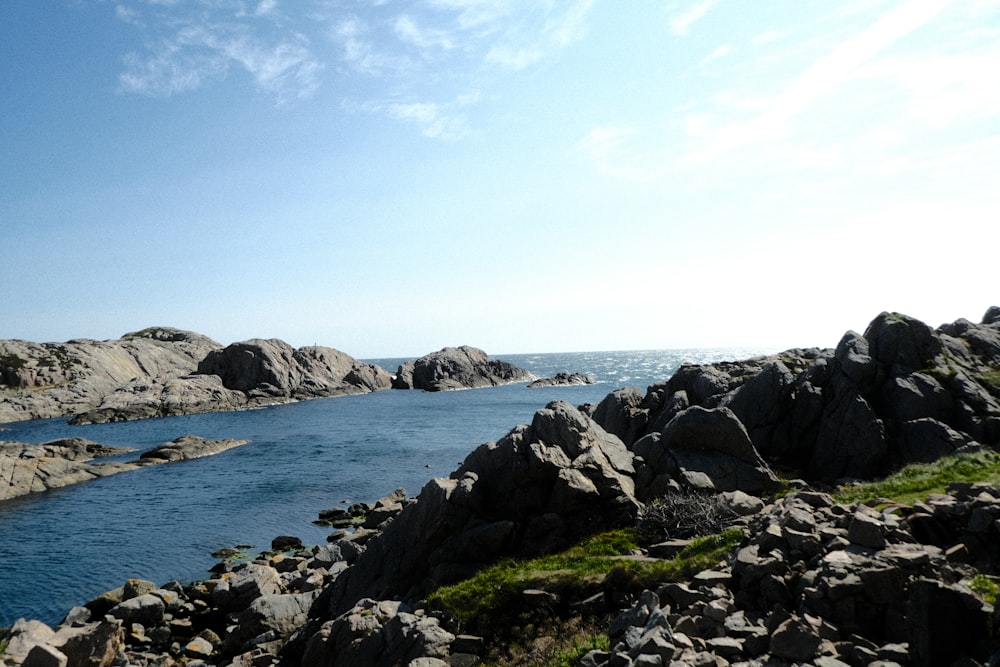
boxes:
[426,527,743,639]
[967,574,998,606]
[427,529,640,632]
[979,366,1000,391]
[834,449,1000,506]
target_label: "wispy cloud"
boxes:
[670,0,718,37]
[116,2,322,103]
[394,15,455,51]
[485,0,596,70]
[689,0,958,163]
[354,93,480,140]
[700,44,732,66]
[332,17,414,76]
[577,125,668,182]
[114,0,599,132]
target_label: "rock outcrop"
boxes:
[0,435,249,502]
[391,346,535,391]
[0,327,220,424]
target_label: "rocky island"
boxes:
[391,345,536,391]
[3,307,1000,667]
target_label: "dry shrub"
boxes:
[637,491,740,540]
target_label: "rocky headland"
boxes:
[1,331,531,425]
[0,435,250,502]
[3,307,1000,667]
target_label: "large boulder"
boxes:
[391,346,535,391]
[637,406,781,495]
[301,599,454,667]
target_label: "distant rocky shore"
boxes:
[3,307,1000,666]
[0,331,534,425]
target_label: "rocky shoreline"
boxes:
[0,435,250,502]
[3,307,1000,666]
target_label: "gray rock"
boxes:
[108,593,165,627]
[769,615,821,661]
[659,406,781,494]
[847,508,886,549]
[590,386,648,448]
[224,591,320,655]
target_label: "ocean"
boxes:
[0,348,769,627]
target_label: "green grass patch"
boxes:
[427,529,640,632]
[978,366,1000,390]
[834,450,1000,506]
[967,574,999,606]
[426,527,743,638]
[606,529,744,591]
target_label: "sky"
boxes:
[2,0,998,358]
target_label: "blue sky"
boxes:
[2,0,998,357]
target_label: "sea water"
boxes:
[0,348,769,627]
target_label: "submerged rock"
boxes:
[527,372,594,387]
